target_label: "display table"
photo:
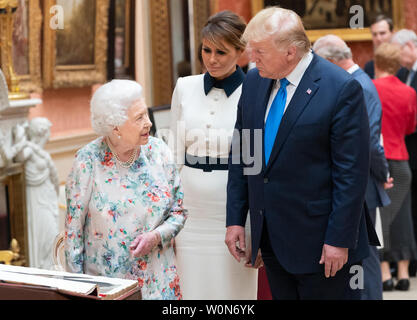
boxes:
[0,264,141,300]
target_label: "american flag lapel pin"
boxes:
[306,88,312,95]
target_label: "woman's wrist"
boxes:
[152,230,162,245]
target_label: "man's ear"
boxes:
[286,45,298,61]
[405,41,416,52]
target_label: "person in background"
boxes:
[373,42,417,291]
[391,29,417,277]
[364,14,395,79]
[170,10,260,300]
[65,80,187,300]
[313,34,391,300]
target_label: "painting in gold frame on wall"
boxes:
[251,0,405,42]
[55,0,96,66]
[114,0,133,79]
[43,0,110,89]
[11,0,42,93]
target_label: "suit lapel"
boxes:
[265,57,320,174]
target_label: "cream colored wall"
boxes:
[135,0,153,107]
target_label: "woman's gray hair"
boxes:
[391,29,417,47]
[312,35,352,62]
[90,80,143,136]
[242,7,310,57]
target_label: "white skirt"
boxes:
[175,165,258,300]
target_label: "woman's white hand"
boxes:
[130,231,161,257]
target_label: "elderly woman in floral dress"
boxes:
[64,80,187,300]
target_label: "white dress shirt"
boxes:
[265,51,314,122]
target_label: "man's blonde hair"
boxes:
[242,7,310,57]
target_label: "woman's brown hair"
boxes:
[374,42,401,75]
[201,10,247,51]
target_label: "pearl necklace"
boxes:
[106,138,139,168]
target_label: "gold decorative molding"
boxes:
[0,239,20,265]
[0,0,30,99]
[209,0,218,16]
[0,163,28,266]
[149,0,173,106]
[43,0,110,89]
[18,0,42,93]
[191,0,210,74]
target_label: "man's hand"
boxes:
[130,231,161,257]
[384,177,394,190]
[319,244,348,278]
[225,225,246,262]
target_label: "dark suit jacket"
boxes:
[365,59,408,81]
[227,54,379,274]
[352,68,390,210]
[397,67,417,169]
[364,60,376,79]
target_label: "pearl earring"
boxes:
[118,135,121,139]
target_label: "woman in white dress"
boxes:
[170,11,259,300]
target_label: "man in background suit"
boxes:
[225,7,379,300]
[364,15,395,79]
[392,29,417,276]
[313,35,392,300]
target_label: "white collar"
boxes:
[347,64,360,74]
[284,50,314,87]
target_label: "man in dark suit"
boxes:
[225,7,379,300]
[364,15,395,79]
[392,29,417,276]
[313,34,392,299]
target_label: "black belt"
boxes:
[184,154,229,172]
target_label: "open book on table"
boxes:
[0,264,139,300]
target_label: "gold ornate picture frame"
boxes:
[42,0,110,89]
[9,0,42,93]
[251,0,404,42]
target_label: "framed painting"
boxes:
[113,0,135,79]
[11,0,42,93]
[43,0,110,88]
[251,0,404,42]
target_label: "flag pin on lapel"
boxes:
[306,88,312,95]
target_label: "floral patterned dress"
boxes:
[64,136,187,300]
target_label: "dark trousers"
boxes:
[361,208,383,300]
[260,223,362,300]
[410,168,417,276]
